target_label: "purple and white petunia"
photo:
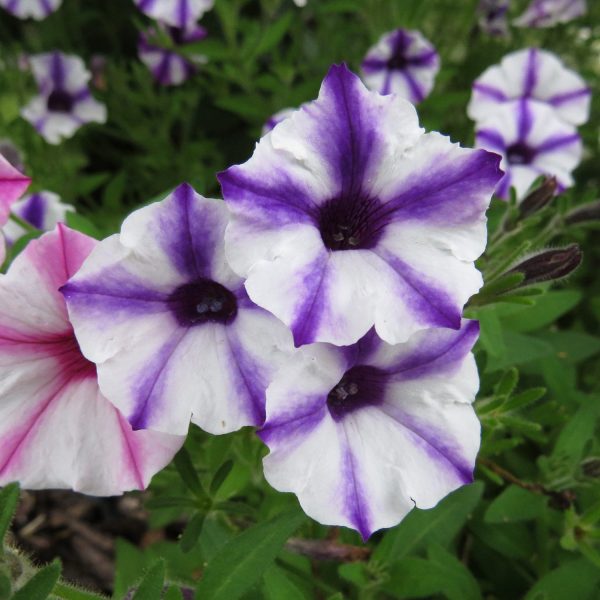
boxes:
[477,0,510,37]
[361,29,440,103]
[62,184,293,437]
[135,0,214,28]
[21,52,107,145]
[514,0,586,28]
[3,190,75,245]
[0,226,184,494]
[219,65,502,347]
[475,99,582,200]
[0,0,61,20]
[259,320,481,540]
[468,48,591,127]
[138,23,207,86]
[261,108,295,137]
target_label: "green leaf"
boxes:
[484,485,547,523]
[180,512,206,553]
[373,482,484,563]
[469,521,534,560]
[12,560,61,600]
[381,545,481,600]
[174,447,206,500]
[214,96,267,121]
[112,538,147,599]
[485,332,554,372]
[0,571,11,600]
[503,387,546,412]
[263,565,305,600]
[0,483,19,549]
[145,497,200,510]
[495,368,519,397]
[194,509,304,600]
[477,308,506,358]
[210,460,234,496]
[65,212,103,240]
[524,559,600,600]
[52,582,107,600]
[536,331,600,364]
[163,586,185,600]
[553,396,600,463]
[132,560,165,600]
[500,290,582,332]
[251,12,293,57]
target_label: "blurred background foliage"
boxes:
[0,0,600,599]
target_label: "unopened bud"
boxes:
[581,457,600,479]
[507,244,582,286]
[519,177,558,218]
[565,200,600,226]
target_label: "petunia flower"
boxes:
[219,65,502,347]
[0,226,184,494]
[475,98,582,200]
[261,108,295,136]
[468,48,591,127]
[21,52,107,145]
[61,183,293,437]
[514,0,586,28]
[0,0,61,20]
[259,320,481,540]
[0,154,31,264]
[139,23,207,86]
[361,28,440,103]
[134,0,214,28]
[3,190,75,245]
[476,0,510,37]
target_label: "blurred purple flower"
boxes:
[139,23,207,86]
[468,48,591,126]
[21,52,107,145]
[514,0,586,28]
[0,0,61,20]
[475,99,582,200]
[134,0,214,28]
[3,190,75,245]
[477,0,510,36]
[361,28,440,103]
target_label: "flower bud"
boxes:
[565,200,600,226]
[519,176,558,218]
[507,244,582,286]
[581,457,600,479]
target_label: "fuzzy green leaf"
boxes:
[12,560,61,600]
[0,483,19,550]
[194,509,304,600]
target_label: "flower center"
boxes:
[318,194,385,251]
[168,280,238,327]
[506,142,535,166]
[326,365,386,420]
[47,90,74,113]
[387,53,409,71]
